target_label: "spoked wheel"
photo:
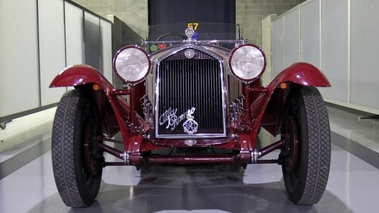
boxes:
[280,86,331,205]
[52,89,104,207]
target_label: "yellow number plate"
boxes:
[187,23,199,30]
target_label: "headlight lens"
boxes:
[113,45,150,84]
[229,44,266,82]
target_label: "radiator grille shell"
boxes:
[155,49,226,138]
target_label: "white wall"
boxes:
[350,0,379,111]
[271,16,284,78]
[0,0,40,117]
[283,6,300,68]
[271,0,379,115]
[101,19,113,81]
[38,0,67,106]
[301,0,320,67]
[0,0,113,121]
[65,3,84,66]
[261,15,276,86]
[320,0,349,103]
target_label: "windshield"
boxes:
[147,23,240,41]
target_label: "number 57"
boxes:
[187,23,199,30]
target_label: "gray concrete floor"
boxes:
[0,104,378,213]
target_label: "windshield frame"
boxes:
[146,23,241,41]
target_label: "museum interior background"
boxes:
[1,1,379,212]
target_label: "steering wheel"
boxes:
[156,32,187,41]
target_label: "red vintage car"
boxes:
[50,23,331,207]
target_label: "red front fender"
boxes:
[257,62,331,136]
[269,62,331,89]
[50,65,114,91]
[242,62,331,145]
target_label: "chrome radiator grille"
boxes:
[156,49,225,138]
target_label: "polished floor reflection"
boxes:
[1,104,379,213]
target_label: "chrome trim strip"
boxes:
[144,39,246,45]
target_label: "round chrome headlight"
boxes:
[113,45,150,84]
[229,44,266,83]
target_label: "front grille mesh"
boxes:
[157,49,224,136]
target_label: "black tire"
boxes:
[280,86,330,205]
[52,89,103,207]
